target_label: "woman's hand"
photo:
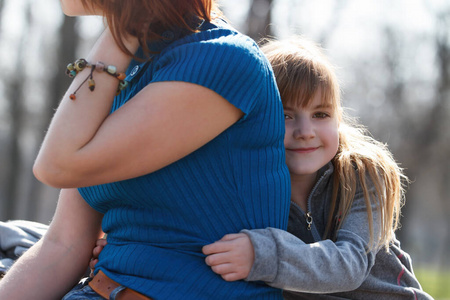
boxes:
[202,233,255,281]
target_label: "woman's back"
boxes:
[80,20,290,299]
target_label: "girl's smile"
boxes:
[283,90,339,179]
[287,147,320,154]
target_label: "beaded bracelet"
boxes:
[65,58,129,100]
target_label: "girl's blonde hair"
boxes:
[261,36,407,249]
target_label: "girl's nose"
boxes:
[293,119,315,140]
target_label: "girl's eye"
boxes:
[313,112,329,119]
[284,114,292,120]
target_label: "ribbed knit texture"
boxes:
[79,20,290,300]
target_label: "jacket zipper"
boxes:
[304,169,332,241]
[305,212,313,230]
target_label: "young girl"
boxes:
[202,37,433,299]
[0,1,290,299]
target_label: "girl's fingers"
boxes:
[203,233,245,255]
[210,262,234,275]
[221,272,242,282]
[96,238,107,247]
[219,233,242,241]
[202,240,232,255]
[205,252,231,267]
[210,263,245,282]
[89,258,98,270]
[92,245,104,257]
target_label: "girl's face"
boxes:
[283,91,339,180]
[59,0,101,16]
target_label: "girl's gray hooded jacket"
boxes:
[242,162,433,300]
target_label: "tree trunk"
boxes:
[246,0,273,42]
[26,15,79,221]
[2,1,31,220]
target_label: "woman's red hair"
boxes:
[80,0,220,57]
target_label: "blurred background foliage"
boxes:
[0,0,448,298]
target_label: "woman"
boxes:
[0,0,290,299]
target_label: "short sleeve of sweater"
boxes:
[151,30,270,119]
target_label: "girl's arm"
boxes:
[203,188,380,293]
[242,227,375,293]
[0,189,103,299]
[33,28,243,188]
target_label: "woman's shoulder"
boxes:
[152,23,275,94]
[148,21,280,118]
[164,22,266,65]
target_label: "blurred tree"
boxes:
[349,5,450,270]
[0,0,4,219]
[2,2,31,219]
[25,14,79,221]
[427,7,450,271]
[246,0,273,41]
[0,1,79,222]
[317,0,348,46]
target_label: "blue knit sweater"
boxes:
[79,20,290,299]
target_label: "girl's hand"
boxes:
[89,237,107,277]
[202,233,254,281]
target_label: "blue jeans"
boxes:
[62,277,104,300]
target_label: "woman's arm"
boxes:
[0,189,103,299]
[33,28,243,188]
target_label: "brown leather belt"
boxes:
[89,270,152,300]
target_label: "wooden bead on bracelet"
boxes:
[66,58,128,100]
